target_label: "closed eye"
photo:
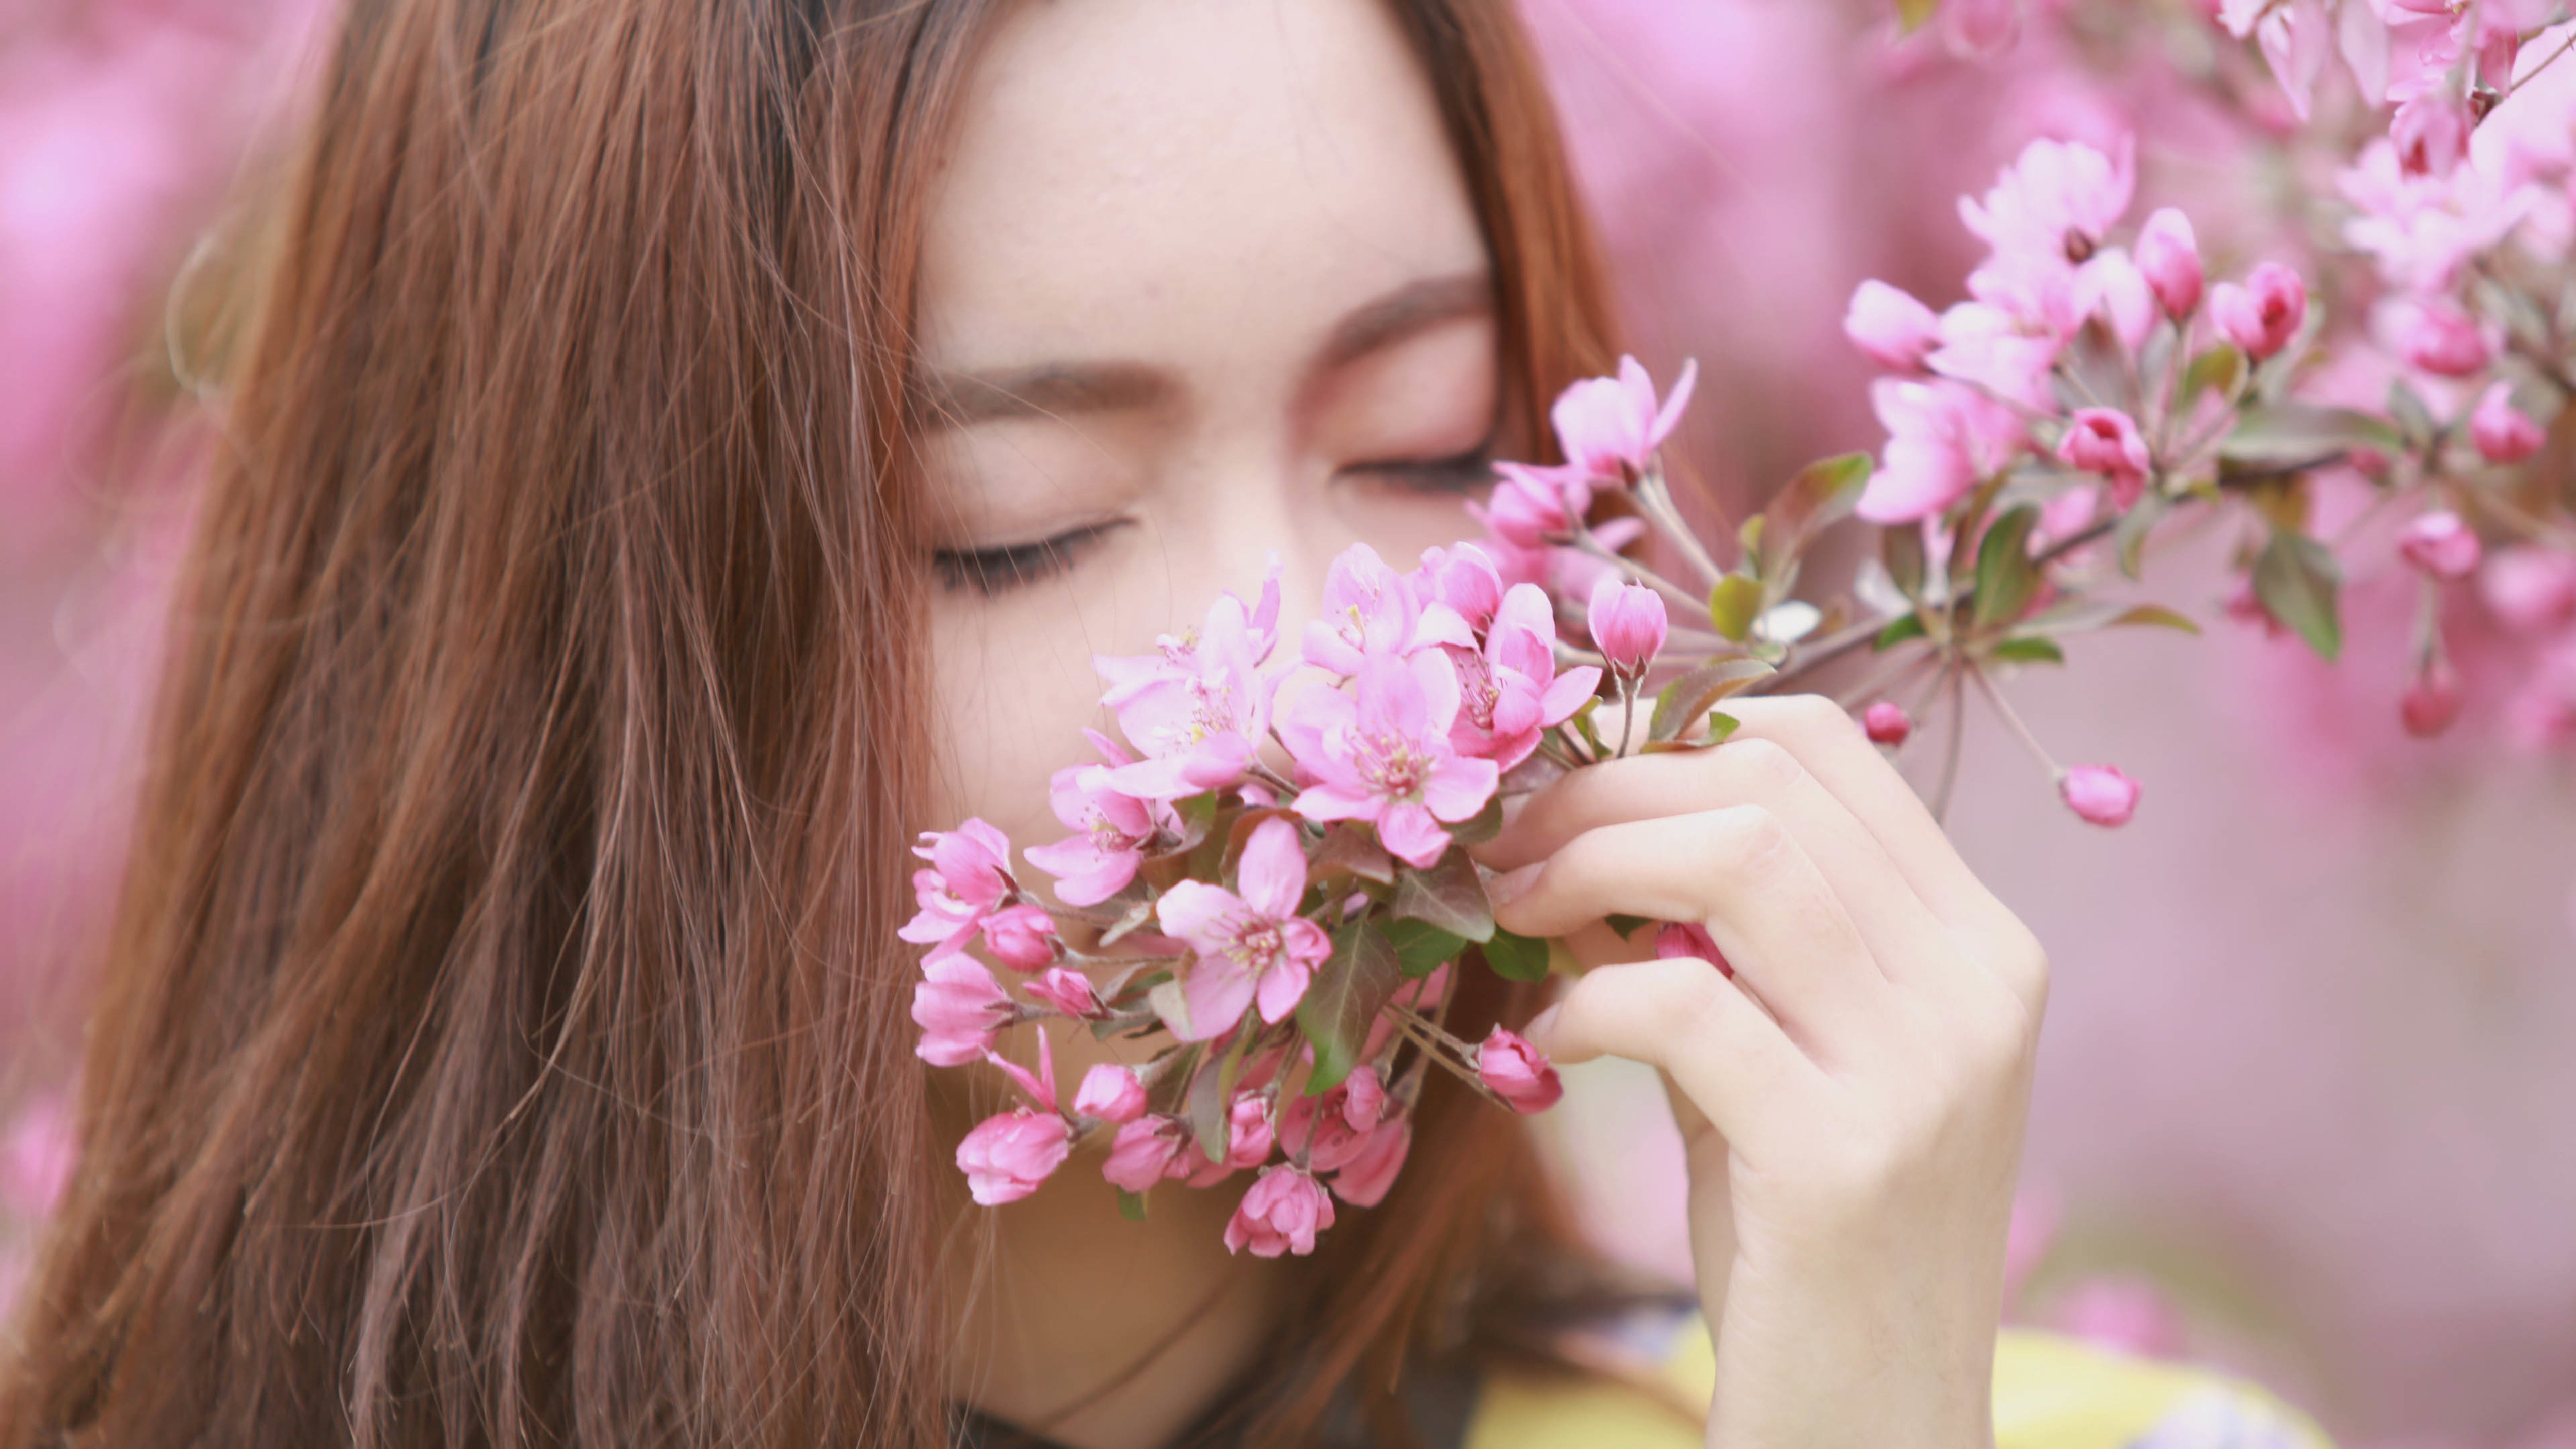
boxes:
[1351,444,1495,495]
[931,519,1131,596]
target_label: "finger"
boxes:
[1527,953,1817,1149]
[1477,738,1971,994]
[1491,805,1884,1059]
[1721,694,2046,1011]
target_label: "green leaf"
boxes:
[1648,658,1775,743]
[1882,521,1927,600]
[1736,515,1766,572]
[1874,612,1928,650]
[1707,573,1764,642]
[1382,918,1468,980]
[2221,404,2403,471]
[2251,528,2344,661]
[1117,1190,1148,1221]
[2386,379,2435,446]
[1989,636,2067,665]
[2020,599,2203,637]
[1704,710,1742,746]
[2180,342,2244,410]
[2113,492,2165,580]
[1971,505,2042,630]
[1482,927,1552,983]
[1298,918,1401,1095]
[1186,1041,1231,1163]
[2107,603,2200,635]
[1605,913,1653,940]
[1758,452,1874,582]
[1895,0,1940,33]
[1392,851,1495,943]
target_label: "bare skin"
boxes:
[914,3,2044,1448]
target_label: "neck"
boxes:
[934,1100,1294,1449]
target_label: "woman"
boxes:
[0,1,2331,1445]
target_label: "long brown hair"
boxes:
[0,2,1640,1445]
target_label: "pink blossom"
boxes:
[1586,579,1668,675]
[2056,408,2153,510]
[1548,355,1698,484]
[2396,510,2483,581]
[1283,651,1500,870]
[1860,379,2025,524]
[2135,208,2205,318]
[2390,296,2491,377]
[1025,967,1108,1020]
[1153,817,1332,1039]
[2470,382,2546,463]
[1183,1090,1279,1186]
[2074,249,2157,351]
[2211,263,2307,360]
[1845,280,1944,372]
[1474,462,1592,548]
[1327,1118,1412,1207]
[2479,546,2576,634]
[1939,0,2024,60]
[981,1025,1061,1113]
[1224,1163,1336,1257]
[898,819,1015,961]
[1025,742,1169,908]
[1960,134,2137,267]
[1302,543,1472,676]
[1449,584,1601,771]
[1475,1026,1565,1114]
[1413,543,1507,633]
[979,903,1059,972]
[2402,653,2465,737]
[1073,1064,1149,1124]
[1103,1115,1193,1193]
[2392,89,2470,178]
[2338,141,2531,295]
[1279,1066,1387,1173]
[956,1108,1072,1205]
[2,1099,73,1219]
[1862,701,1914,746]
[1928,290,2068,409]
[911,956,1015,1067]
[2059,764,2142,826]
[1096,581,1279,800]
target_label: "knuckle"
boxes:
[1779,692,1865,750]
[1700,803,1791,873]
[1721,735,1807,797]
[1653,959,1736,1040]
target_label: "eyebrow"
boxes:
[916,269,1495,429]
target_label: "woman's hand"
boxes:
[1476,694,2047,1449]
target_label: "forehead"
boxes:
[918,0,1487,372]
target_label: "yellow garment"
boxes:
[1463,1314,2332,1449]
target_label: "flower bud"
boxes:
[955,1108,1072,1205]
[1862,701,1914,746]
[1224,1164,1336,1257]
[2134,208,2204,318]
[2402,652,2464,738]
[1476,1026,1565,1113]
[979,903,1060,971]
[1025,966,1107,1020]
[1102,1115,1191,1193]
[1844,280,1943,372]
[2392,89,2470,178]
[1586,578,1667,675]
[2394,298,2491,378]
[1073,1064,1148,1124]
[1653,920,1733,977]
[2211,263,2306,361]
[2058,763,2141,827]
[2396,510,2483,582]
[911,956,1014,1067]
[2055,407,2153,509]
[2471,382,2546,464]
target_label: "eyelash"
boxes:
[1359,445,1496,495]
[931,520,1129,596]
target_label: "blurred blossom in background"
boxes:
[3,1,2572,1444]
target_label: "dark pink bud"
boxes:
[2395,299,2491,378]
[1862,701,1914,747]
[2211,264,2306,361]
[2134,208,2204,318]
[2055,408,2152,509]
[1475,1026,1565,1113]
[2402,653,2464,738]
[979,903,1059,972]
[2396,511,2483,582]
[1585,578,1667,675]
[2058,764,2141,827]
[2392,90,2471,178]
[1072,1064,1148,1124]
[2471,382,2546,464]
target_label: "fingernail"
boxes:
[1486,863,1543,907]
[1522,1003,1561,1047]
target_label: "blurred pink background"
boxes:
[4,0,2571,1442]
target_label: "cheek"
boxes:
[925,601,1114,851]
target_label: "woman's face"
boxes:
[916,0,1501,1035]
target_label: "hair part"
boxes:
[0,2,1642,1446]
